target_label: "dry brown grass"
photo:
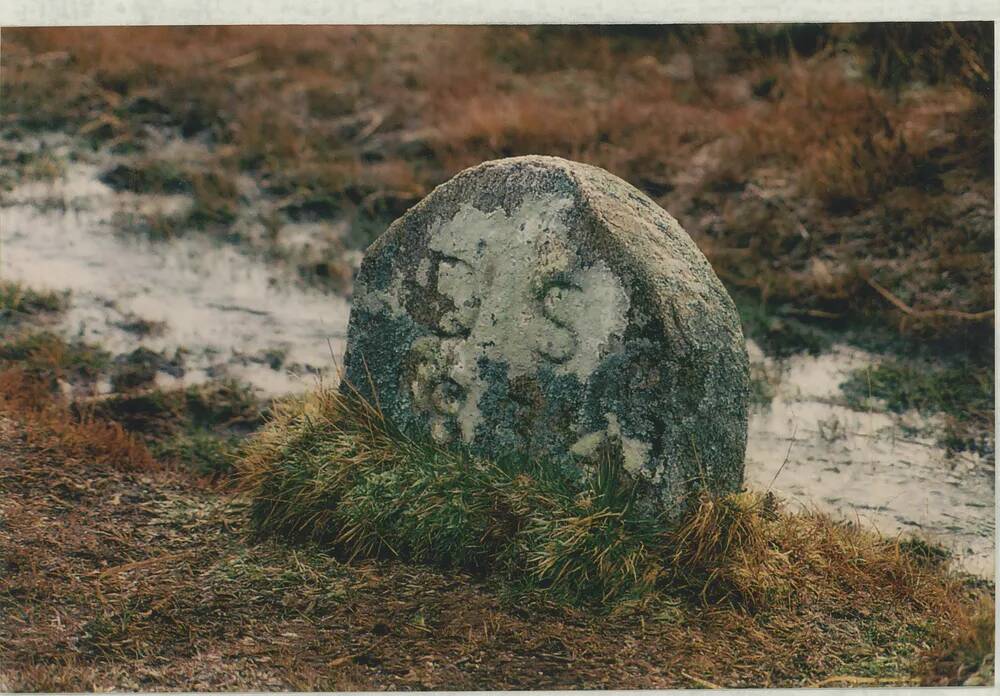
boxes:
[0,368,154,471]
[0,403,993,690]
[1,24,991,345]
[920,594,996,685]
[0,378,991,690]
[669,490,975,614]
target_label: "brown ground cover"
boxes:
[0,371,993,690]
[1,24,993,344]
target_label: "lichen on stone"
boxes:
[343,155,750,519]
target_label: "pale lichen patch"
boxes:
[570,412,653,476]
[354,267,408,317]
[412,194,630,444]
[415,257,432,288]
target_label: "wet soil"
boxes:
[744,342,994,577]
[1,138,349,397]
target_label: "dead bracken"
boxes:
[1,25,992,341]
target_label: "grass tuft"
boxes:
[842,358,993,418]
[0,330,110,382]
[0,281,68,316]
[239,382,989,621]
[841,357,994,455]
[90,379,265,480]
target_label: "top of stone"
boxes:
[366,154,739,355]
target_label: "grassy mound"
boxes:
[240,385,659,604]
[238,384,991,624]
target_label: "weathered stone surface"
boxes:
[343,155,749,517]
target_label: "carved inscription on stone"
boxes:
[403,194,630,445]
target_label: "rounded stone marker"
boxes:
[343,156,749,517]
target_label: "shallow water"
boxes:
[1,158,349,396]
[2,151,994,577]
[744,342,995,578]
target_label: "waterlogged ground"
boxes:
[1,141,994,577]
[744,342,994,578]
[1,137,350,396]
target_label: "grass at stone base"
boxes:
[237,383,994,683]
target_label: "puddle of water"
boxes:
[1,153,994,578]
[744,341,995,578]
[1,162,350,396]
